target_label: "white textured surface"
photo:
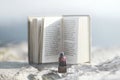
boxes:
[0,43,120,80]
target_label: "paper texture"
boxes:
[42,17,62,63]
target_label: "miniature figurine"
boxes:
[58,52,67,73]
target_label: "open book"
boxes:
[28,15,90,64]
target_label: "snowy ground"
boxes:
[0,42,120,80]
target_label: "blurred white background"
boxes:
[0,0,120,47]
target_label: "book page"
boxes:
[62,16,79,64]
[28,17,33,63]
[38,18,44,63]
[42,17,62,63]
[28,17,42,64]
[78,16,90,63]
[63,15,90,64]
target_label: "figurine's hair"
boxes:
[60,52,64,56]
